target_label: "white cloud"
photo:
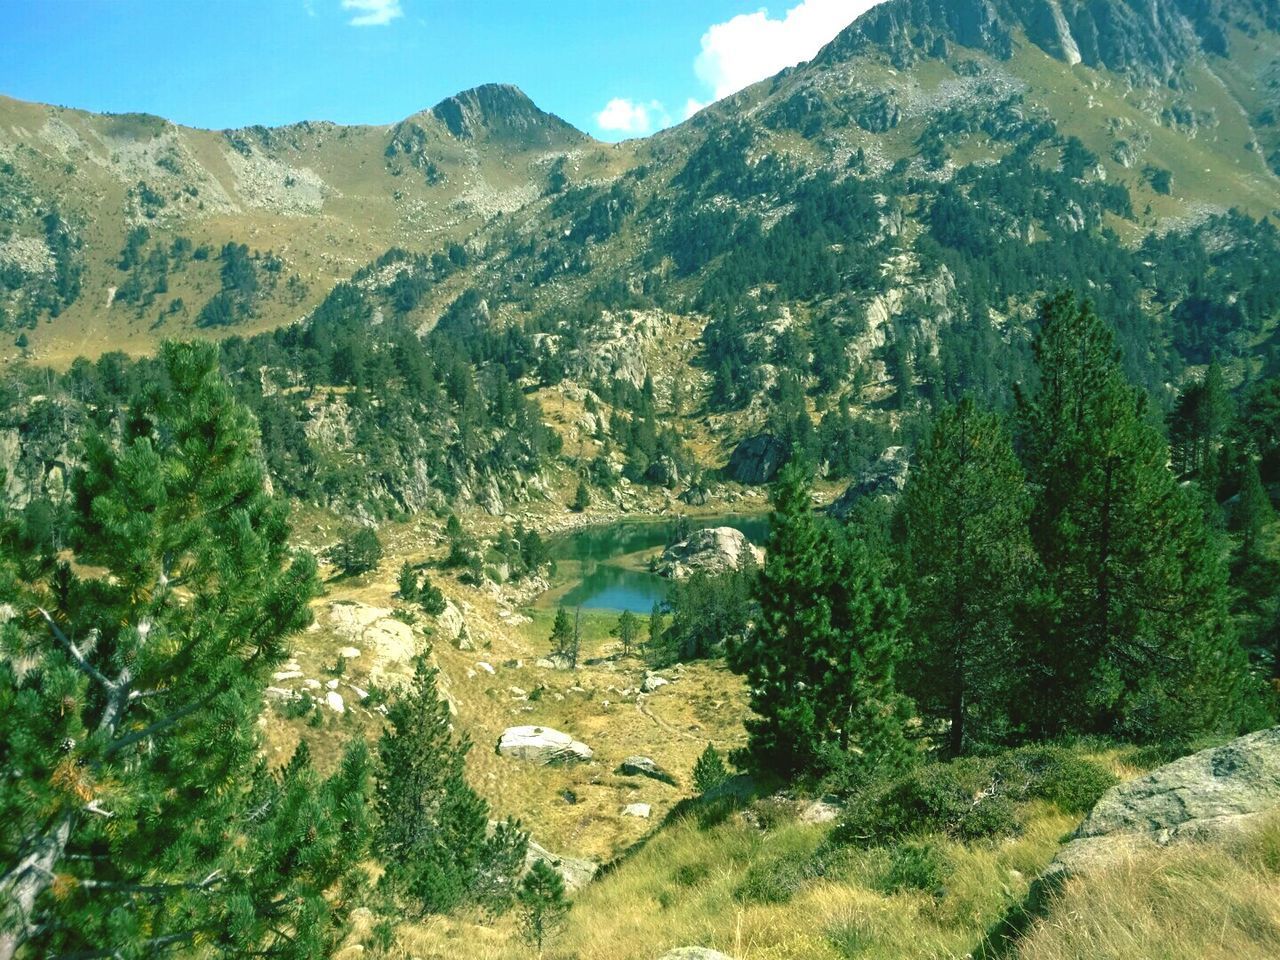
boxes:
[683,97,708,120]
[342,0,403,27]
[694,0,883,101]
[595,98,668,136]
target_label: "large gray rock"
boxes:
[728,434,788,485]
[655,527,763,579]
[497,725,593,764]
[1047,726,1280,880]
[829,446,910,519]
[658,949,735,960]
[524,838,599,891]
[618,755,678,786]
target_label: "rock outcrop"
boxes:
[525,838,599,891]
[727,434,788,485]
[618,755,678,786]
[497,725,593,764]
[328,601,421,691]
[1046,726,1280,881]
[655,527,763,579]
[829,447,910,519]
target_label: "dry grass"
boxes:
[1017,814,1280,960]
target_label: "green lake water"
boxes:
[544,514,769,613]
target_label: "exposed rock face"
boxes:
[618,755,678,786]
[497,725,593,764]
[430,83,585,145]
[328,601,421,692]
[655,527,763,579]
[727,434,788,485]
[829,447,910,519]
[1047,726,1280,880]
[820,0,1276,77]
[436,600,466,645]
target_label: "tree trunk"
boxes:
[0,812,75,960]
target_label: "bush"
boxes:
[735,851,814,905]
[834,760,1018,846]
[992,745,1118,814]
[874,840,949,895]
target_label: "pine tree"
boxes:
[549,606,578,667]
[572,478,591,513]
[692,744,728,794]
[517,859,569,957]
[329,527,383,576]
[397,560,419,601]
[0,341,369,960]
[612,609,640,657]
[375,656,526,914]
[645,601,668,667]
[728,459,913,780]
[898,397,1038,755]
[1018,293,1250,741]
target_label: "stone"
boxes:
[303,678,322,690]
[510,686,528,698]
[329,600,421,692]
[497,725,593,764]
[437,600,465,643]
[655,527,763,579]
[641,674,670,693]
[265,686,299,701]
[621,802,651,818]
[658,950,735,960]
[799,799,841,824]
[326,679,340,690]
[536,653,573,670]
[326,691,345,714]
[829,446,910,519]
[618,756,678,786]
[1046,726,1280,882]
[524,837,599,891]
[338,646,361,660]
[272,670,303,682]
[728,433,788,485]
[476,661,495,675]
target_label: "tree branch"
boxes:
[38,609,114,692]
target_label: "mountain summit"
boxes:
[429,83,586,145]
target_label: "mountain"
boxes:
[2,0,1280,517]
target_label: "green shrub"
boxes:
[735,852,813,905]
[874,840,949,895]
[993,745,1118,814]
[834,760,1017,845]
[693,744,728,794]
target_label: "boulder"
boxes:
[728,434,788,485]
[645,455,680,488]
[1046,726,1280,882]
[641,674,670,693]
[498,726,593,764]
[437,600,466,644]
[655,527,763,579]
[658,950,735,960]
[621,803,651,818]
[524,838,599,891]
[329,600,420,691]
[325,691,345,714]
[829,446,910,519]
[618,755,678,786]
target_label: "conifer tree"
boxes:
[0,341,368,960]
[549,606,578,667]
[572,478,591,513]
[516,859,569,957]
[397,560,419,601]
[898,398,1038,755]
[612,609,639,657]
[375,656,526,914]
[692,744,729,794]
[1017,293,1250,740]
[729,460,912,780]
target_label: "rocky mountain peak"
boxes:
[816,0,1279,79]
[429,82,586,146]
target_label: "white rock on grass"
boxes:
[326,691,345,714]
[497,726,592,764]
[272,670,303,682]
[621,803,651,818]
[476,661,496,675]
[641,674,670,693]
[338,646,361,660]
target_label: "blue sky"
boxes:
[0,1,882,140]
